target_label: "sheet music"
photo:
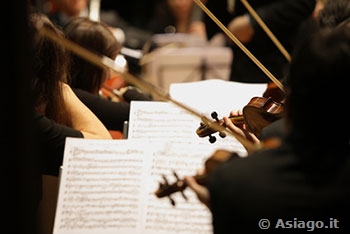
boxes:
[54,138,219,234]
[128,101,247,156]
[169,79,268,118]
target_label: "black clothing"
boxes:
[34,77,152,177]
[260,118,285,141]
[73,88,152,131]
[6,2,41,233]
[208,139,350,233]
[122,87,153,103]
[74,89,129,131]
[34,112,83,176]
[204,0,316,83]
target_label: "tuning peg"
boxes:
[211,111,219,121]
[209,135,216,143]
[169,196,176,206]
[180,190,188,201]
[162,174,169,185]
[219,131,226,138]
[173,170,180,180]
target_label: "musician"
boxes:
[63,17,153,133]
[28,11,112,176]
[146,0,206,37]
[221,0,350,150]
[185,22,350,233]
[318,0,350,28]
[203,0,316,83]
[48,0,153,50]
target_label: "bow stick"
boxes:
[193,0,285,92]
[240,0,291,62]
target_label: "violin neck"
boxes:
[228,115,245,125]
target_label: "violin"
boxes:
[155,149,238,206]
[155,138,282,206]
[196,95,284,143]
[99,74,127,101]
[263,81,285,103]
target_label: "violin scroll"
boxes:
[196,96,284,143]
[155,171,205,206]
[196,112,245,143]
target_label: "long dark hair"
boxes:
[63,17,122,95]
[28,11,72,126]
[282,23,350,180]
[318,0,350,28]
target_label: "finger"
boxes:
[184,176,210,206]
[223,116,240,131]
[229,110,239,117]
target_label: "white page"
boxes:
[142,46,233,91]
[169,79,268,118]
[53,137,221,234]
[128,101,247,156]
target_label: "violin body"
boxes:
[243,96,284,138]
[263,81,285,103]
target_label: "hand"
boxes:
[223,110,260,152]
[227,14,254,43]
[61,82,112,139]
[117,86,129,102]
[189,21,207,38]
[184,175,211,209]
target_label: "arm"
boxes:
[184,176,211,209]
[34,112,83,176]
[61,83,112,139]
[227,0,316,43]
[74,88,130,131]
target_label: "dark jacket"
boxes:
[73,88,152,131]
[208,139,350,233]
[204,0,316,83]
[34,112,83,176]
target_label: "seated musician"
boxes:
[223,0,350,152]
[184,21,350,233]
[28,10,112,176]
[62,17,152,135]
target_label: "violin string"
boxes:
[193,0,285,92]
[240,0,292,62]
[36,23,258,152]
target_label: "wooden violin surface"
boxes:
[196,96,284,143]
